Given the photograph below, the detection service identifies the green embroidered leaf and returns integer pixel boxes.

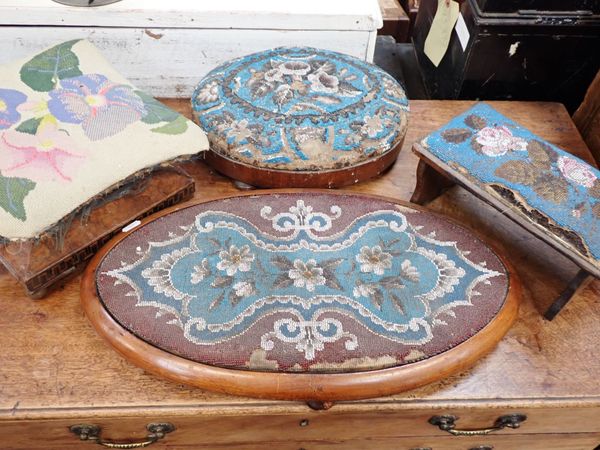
[0,174,36,221]
[527,140,556,169]
[464,114,486,130]
[20,40,82,92]
[135,91,180,125]
[441,128,472,144]
[532,175,569,204]
[15,117,43,135]
[495,160,538,186]
[151,115,188,135]
[592,203,600,219]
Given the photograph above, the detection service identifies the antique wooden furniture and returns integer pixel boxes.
[0,40,205,298]
[81,190,519,404]
[0,0,383,98]
[573,70,600,166]
[378,0,411,42]
[412,0,600,112]
[192,47,409,188]
[0,101,599,449]
[0,169,194,298]
[411,102,600,320]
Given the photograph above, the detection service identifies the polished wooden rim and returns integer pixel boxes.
[203,139,404,188]
[81,189,521,402]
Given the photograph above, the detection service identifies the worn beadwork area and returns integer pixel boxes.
[191,47,409,171]
[420,102,600,274]
[95,193,508,373]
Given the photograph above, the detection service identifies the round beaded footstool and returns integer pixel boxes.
[82,191,519,403]
[191,48,409,188]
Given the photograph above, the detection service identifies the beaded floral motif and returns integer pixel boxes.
[192,47,409,171]
[426,102,600,268]
[105,199,501,364]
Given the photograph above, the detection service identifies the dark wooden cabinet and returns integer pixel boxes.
[413,0,600,112]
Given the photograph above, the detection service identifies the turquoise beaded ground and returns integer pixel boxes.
[192,47,409,172]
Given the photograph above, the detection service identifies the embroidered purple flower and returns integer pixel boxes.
[47,74,145,141]
[557,156,597,188]
[0,88,27,130]
[476,126,527,157]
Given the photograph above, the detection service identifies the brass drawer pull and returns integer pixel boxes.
[70,423,175,448]
[428,414,526,436]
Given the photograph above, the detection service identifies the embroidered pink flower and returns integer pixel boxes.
[557,156,597,188]
[475,126,527,157]
[0,123,84,182]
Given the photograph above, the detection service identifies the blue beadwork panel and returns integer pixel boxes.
[418,102,600,275]
[95,193,509,373]
[191,47,409,171]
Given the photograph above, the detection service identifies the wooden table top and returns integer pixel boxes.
[1,100,598,420]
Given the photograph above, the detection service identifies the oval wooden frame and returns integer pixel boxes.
[81,189,521,402]
[202,139,404,188]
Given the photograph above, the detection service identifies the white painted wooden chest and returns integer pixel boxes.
[0,0,382,97]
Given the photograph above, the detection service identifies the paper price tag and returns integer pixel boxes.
[424,0,460,67]
[455,12,470,51]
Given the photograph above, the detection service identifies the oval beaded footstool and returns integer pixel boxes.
[81,191,520,403]
[191,48,409,188]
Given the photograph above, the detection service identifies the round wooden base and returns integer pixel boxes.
[203,140,404,188]
[81,190,521,403]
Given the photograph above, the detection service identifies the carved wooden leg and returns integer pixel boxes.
[410,159,456,205]
[544,270,594,320]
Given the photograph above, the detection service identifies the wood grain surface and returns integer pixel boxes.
[80,190,521,402]
[0,101,598,438]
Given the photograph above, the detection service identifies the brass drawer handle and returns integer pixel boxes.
[70,423,175,448]
[429,414,526,436]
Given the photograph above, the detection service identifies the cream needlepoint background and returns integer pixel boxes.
[0,39,208,240]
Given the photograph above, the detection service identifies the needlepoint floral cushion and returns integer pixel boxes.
[0,39,208,240]
[191,47,409,173]
[417,102,600,277]
[90,192,514,375]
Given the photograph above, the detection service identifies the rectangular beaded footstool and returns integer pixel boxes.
[411,102,599,320]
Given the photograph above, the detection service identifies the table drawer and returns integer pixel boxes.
[1,406,599,449]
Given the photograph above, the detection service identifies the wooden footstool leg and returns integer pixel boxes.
[410,159,456,205]
[544,270,594,320]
